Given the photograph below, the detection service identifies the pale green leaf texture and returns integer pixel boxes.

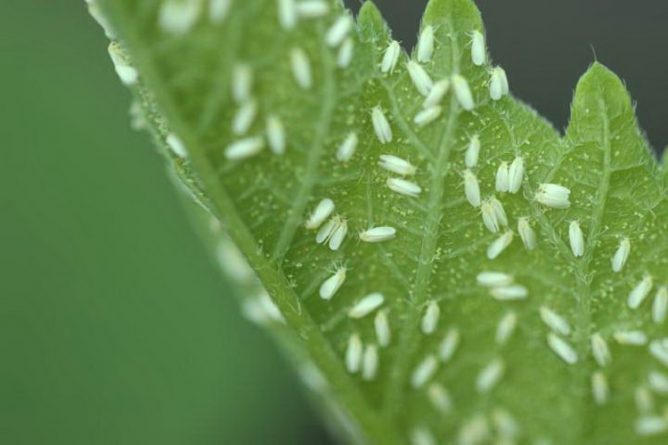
[92,0,668,443]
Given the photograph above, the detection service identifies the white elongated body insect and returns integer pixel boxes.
[427,383,452,413]
[491,408,519,438]
[470,30,486,66]
[451,74,474,110]
[489,66,509,100]
[628,275,653,309]
[464,169,481,207]
[232,63,253,104]
[421,301,440,335]
[372,106,393,143]
[381,40,401,74]
[539,306,571,336]
[375,310,391,347]
[635,417,668,437]
[319,267,346,300]
[481,200,502,233]
[378,154,416,176]
[158,0,201,35]
[495,162,509,193]
[345,333,363,373]
[438,328,460,362]
[611,237,631,272]
[487,231,513,260]
[328,219,348,250]
[305,198,335,229]
[476,359,504,393]
[337,37,354,68]
[649,339,668,366]
[417,25,435,63]
[568,220,585,257]
[166,133,188,158]
[277,0,297,30]
[653,287,668,324]
[232,99,258,135]
[517,217,536,250]
[648,371,668,394]
[490,198,508,227]
[591,372,609,405]
[547,333,578,364]
[465,135,480,168]
[359,226,397,243]
[495,312,518,345]
[613,330,648,346]
[591,333,611,367]
[361,345,379,381]
[411,355,438,389]
[296,0,329,18]
[326,15,352,47]
[414,106,442,127]
[387,178,421,197]
[336,132,358,162]
[348,293,385,319]
[315,216,337,243]
[423,79,450,108]
[476,271,513,287]
[290,47,312,89]
[209,0,231,23]
[507,156,524,193]
[108,44,138,86]
[490,285,528,301]
[225,136,265,160]
[411,428,437,445]
[407,61,434,96]
[535,183,571,209]
[266,115,286,154]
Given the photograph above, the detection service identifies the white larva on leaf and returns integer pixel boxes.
[375,310,391,347]
[476,359,505,393]
[477,271,513,287]
[387,178,422,197]
[319,267,346,300]
[107,44,138,86]
[378,154,416,176]
[421,301,440,335]
[591,371,609,405]
[495,162,509,193]
[648,339,668,367]
[465,135,480,168]
[337,37,354,68]
[489,66,509,100]
[336,132,358,162]
[535,183,571,209]
[348,293,384,319]
[539,306,571,336]
[487,231,514,260]
[517,217,537,250]
[225,136,265,160]
[611,237,631,272]
[166,133,188,158]
[568,220,585,258]
[438,328,460,362]
[411,355,438,389]
[464,169,481,207]
[423,79,450,108]
[635,417,668,437]
[325,15,352,47]
[490,285,528,301]
[266,115,286,155]
[628,274,653,309]
[470,30,486,66]
[507,156,524,193]
[381,40,401,74]
[458,415,490,445]
[315,216,337,243]
[410,428,437,445]
[414,106,442,127]
[209,0,231,23]
[371,106,393,143]
[547,333,578,365]
[490,197,508,226]
[407,61,434,96]
[481,200,501,233]
[328,218,348,250]
[653,286,668,324]
[359,226,397,243]
[277,0,297,30]
[591,333,611,367]
[295,0,329,18]
[232,99,258,135]
[648,371,668,394]
[427,383,452,413]
[345,333,363,373]
[290,47,312,89]
[613,330,648,346]
[451,74,474,111]
[158,0,201,35]
[496,311,518,345]
[305,198,335,229]
[361,345,379,381]
[417,25,435,63]
[232,63,253,104]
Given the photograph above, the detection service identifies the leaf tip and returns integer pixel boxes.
[357,1,388,41]
[423,0,482,28]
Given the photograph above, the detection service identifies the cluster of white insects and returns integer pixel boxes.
[93,0,668,442]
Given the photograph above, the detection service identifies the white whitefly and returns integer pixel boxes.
[611,237,631,272]
[476,359,505,393]
[361,345,379,381]
[305,198,335,229]
[458,415,490,445]
[591,371,609,405]
[166,133,188,158]
[495,162,509,193]
[232,63,253,104]
[277,0,297,29]
[411,355,438,389]
[209,0,231,23]
[372,106,393,144]
[451,74,474,111]
[517,217,537,250]
[423,79,450,108]
[547,333,578,365]
[507,156,524,193]
[470,30,486,66]
[337,37,354,68]
[427,383,452,413]
[107,44,138,86]
[496,312,518,345]
[628,275,653,309]
[380,40,401,74]
[387,178,421,197]
[465,135,480,168]
[232,99,258,135]
[315,216,338,243]
[481,200,501,233]
[225,136,265,160]
[490,285,528,301]
[158,0,201,35]
[649,339,668,367]
[487,230,514,260]
[345,333,363,373]
[613,330,648,346]
[539,306,571,336]
[378,154,416,176]
[421,301,440,335]
[336,132,358,162]
[477,271,513,287]
[414,106,442,127]
[635,417,668,437]
[328,218,348,250]
[290,47,312,89]
[266,115,286,154]
[215,238,253,280]
[374,310,391,347]
[464,169,481,207]
[491,408,519,438]
[568,220,585,258]
[325,15,352,47]
[359,226,397,243]
[319,267,346,300]
[648,371,668,394]
[348,293,385,319]
[417,25,435,63]
[535,183,571,209]
[653,286,668,324]
[438,328,460,362]
[242,291,284,325]
[295,0,329,18]
[591,333,611,367]
[490,197,508,227]
[411,428,437,445]
[407,61,434,96]
[489,66,509,100]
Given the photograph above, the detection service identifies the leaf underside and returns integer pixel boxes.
[92,0,668,444]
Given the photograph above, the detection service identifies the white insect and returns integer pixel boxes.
[491,408,519,439]
[489,66,510,100]
[649,339,668,367]
[495,162,509,193]
[568,220,585,257]
[371,106,393,143]
[411,428,437,445]
[465,135,480,168]
[490,285,527,301]
[315,216,338,243]
[613,330,648,346]
[470,30,486,66]
[438,328,460,362]
[336,132,358,162]
[477,271,513,287]
[225,136,265,160]
[423,79,450,108]
[348,293,385,318]
[414,106,442,127]
[361,345,379,381]
[458,415,490,445]
[215,238,253,280]
[378,154,416,176]
[507,156,524,193]
[387,178,422,197]
[451,74,474,111]
[427,383,452,413]
[295,0,329,18]
[319,267,346,300]
[653,286,668,324]
[166,133,188,158]
[648,371,668,394]
[266,115,286,155]
[232,63,253,104]
[591,372,609,405]
[417,25,435,63]
[305,199,335,229]
[496,312,518,345]
[158,0,201,35]
[380,40,401,74]
[232,99,258,135]
[290,47,312,89]
[337,37,354,68]
[628,275,653,309]
[487,231,514,260]
[108,44,138,86]
[490,197,508,227]
[421,301,440,335]
[481,200,501,233]
[611,237,631,272]
[517,217,537,250]
[209,0,231,23]
[241,291,285,325]
[476,359,504,393]
[635,417,668,437]
[547,333,578,365]
[407,61,434,96]
[359,226,397,243]
[411,355,438,389]
[277,0,297,30]
[539,306,571,336]
[375,310,391,347]
[591,333,611,367]
[535,183,571,209]
[325,15,352,47]
[328,218,348,250]
[345,333,363,373]
[464,169,481,207]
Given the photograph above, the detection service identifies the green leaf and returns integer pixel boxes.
[90,0,668,443]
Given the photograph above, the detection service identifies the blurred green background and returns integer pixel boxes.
[2,0,666,444]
